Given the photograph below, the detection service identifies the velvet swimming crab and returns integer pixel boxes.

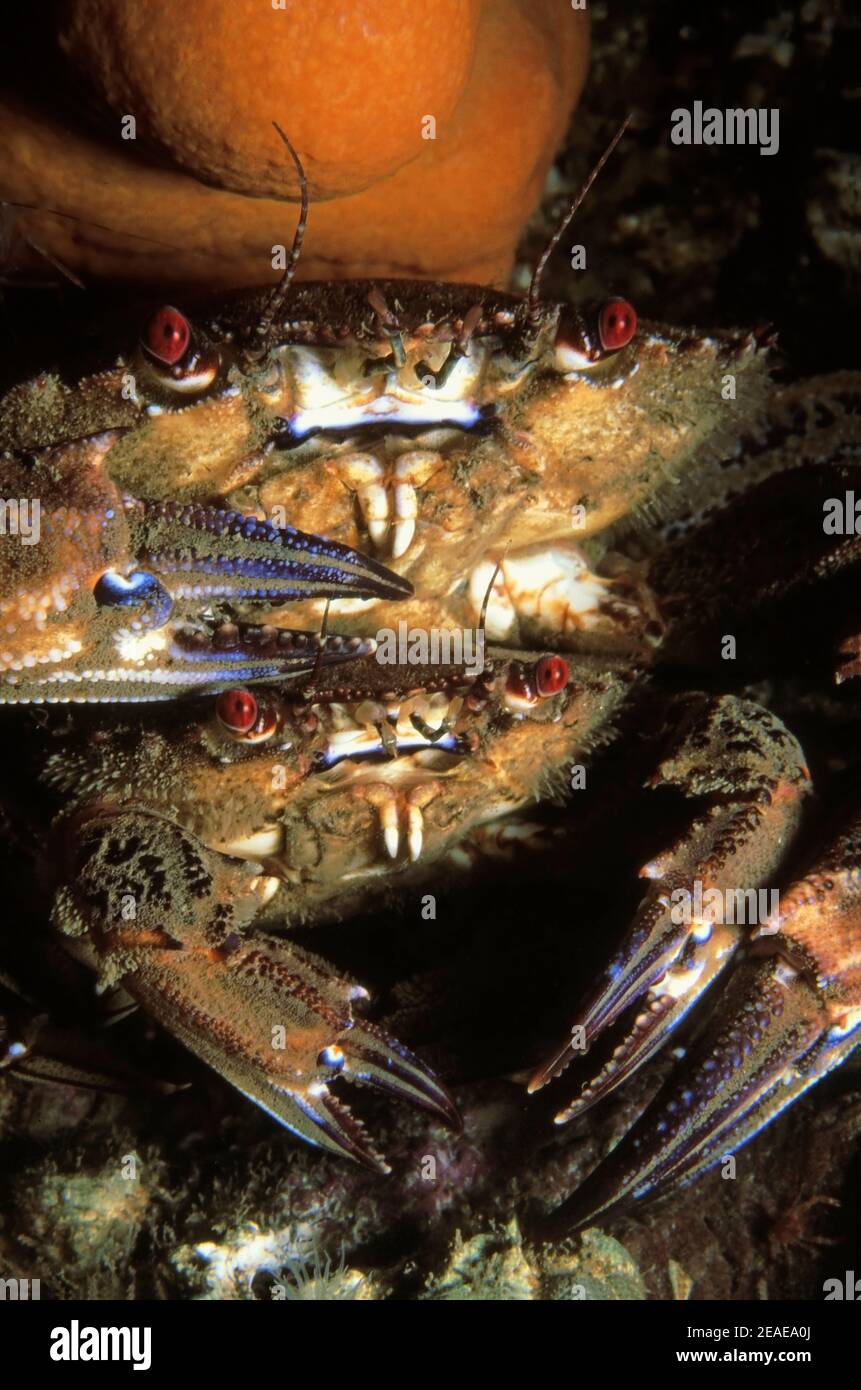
[1,130,860,1228]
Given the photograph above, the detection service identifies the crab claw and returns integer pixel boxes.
[64,809,458,1171]
[129,934,458,1173]
[547,810,861,1232]
[303,1016,462,1172]
[0,435,411,703]
[165,623,378,693]
[529,896,741,1121]
[531,696,811,1120]
[0,975,177,1095]
[89,501,411,698]
[128,498,413,605]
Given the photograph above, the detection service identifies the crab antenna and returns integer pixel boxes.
[526,114,631,323]
[252,122,309,347]
[478,543,509,639]
[302,598,331,702]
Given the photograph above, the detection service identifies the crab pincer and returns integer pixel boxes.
[58,807,458,1170]
[530,696,813,1116]
[546,808,861,1231]
[528,694,830,1225]
[123,494,412,608]
[0,432,410,702]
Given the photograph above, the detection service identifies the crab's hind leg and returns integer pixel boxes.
[55,808,458,1170]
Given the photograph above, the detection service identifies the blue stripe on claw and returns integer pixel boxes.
[130,500,413,603]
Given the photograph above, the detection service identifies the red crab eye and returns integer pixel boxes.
[535,655,569,697]
[143,306,191,365]
[598,298,637,352]
[216,688,258,734]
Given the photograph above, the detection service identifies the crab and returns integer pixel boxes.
[1,128,860,1226]
[2,643,618,1170]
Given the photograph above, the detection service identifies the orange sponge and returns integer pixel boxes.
[2,0,589,288]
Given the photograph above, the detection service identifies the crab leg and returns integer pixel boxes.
[530,695,812,1118]
[0,970,175,1095]
[548,810,861,1230]
[154,624,378,694]
[58,808,458,1169]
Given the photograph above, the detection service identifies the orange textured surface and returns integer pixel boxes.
[59,0,483,199]
[2,0,589,288]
